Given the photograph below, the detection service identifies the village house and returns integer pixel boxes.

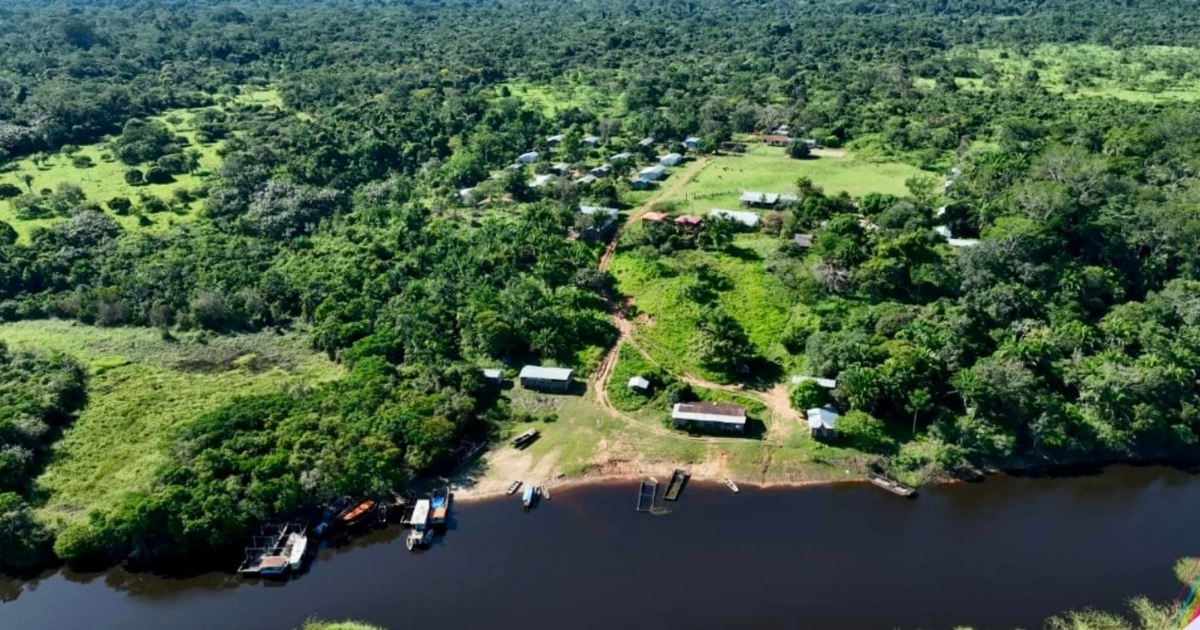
[674,215,704,231]
[551,162,571,175]
[582,135,601,146]
[517,151,540,164]
[639,164,667,181]
[791,375,836,389]
[778,193,799,206]
[740,191,779,208]
[672,402,747,434]
[793,233,814,249]
[761,133,790,147]
[531,173,556,188]
[481,368,504,386]
[546,134,564,146]
[718,141,747,153]
[637,137,655,149]
[642,211,669,222]
[628,376,651,394]
[935,225,981,248]
[659,152,683,166]
[610,152,634,163]
[519,365,574,393]
[683,136,701,150]
[710,208,761,228]
[458,187,481,206]
[575,174,598,186]
[578,205,619,242]
[807,406,840,440]
[588,164,612,178]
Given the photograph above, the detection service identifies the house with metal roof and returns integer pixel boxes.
[481,368,503,385]
[458,187,481,206]
[791,375,836,389]
[794,233,814,249]
[628,376,651,393]
[578,205,620,242]
[683,136,702,150]
[643,211,669,222]
[637,137,655,148]
[672,402,747,434]
[546,134,564,146]
[740,191,779,208]
[531,173,556,188]
[588,164,612,178]
[807,406,840,440]
[639,165,666,181]
[582,135,601,146]
[575,174,598,186]
[519,366,574,393]
[517,151,540,164]
[710,208,760,227]
[659,153,683,167]
[610,152,634,162]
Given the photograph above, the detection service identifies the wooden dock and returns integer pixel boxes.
[867,472,917,498]
[636,477,658,512]
[663,469,689,501]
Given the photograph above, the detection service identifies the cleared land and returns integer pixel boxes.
[0,88,282,242]
[951,44,1200,102]
[654,144,933,216]
[609,232,817,381]
[0,320,342,527]
[495,79,625,117]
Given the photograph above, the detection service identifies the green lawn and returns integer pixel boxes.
[657,144,934,216]
[952,44,1200,102]
[494,79,625,117]
[0,320,343,527]
[0,87,285,242]
[610,233,816,381]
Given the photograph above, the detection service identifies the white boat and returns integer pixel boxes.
[724,478,740,493]
[287,533,307,570]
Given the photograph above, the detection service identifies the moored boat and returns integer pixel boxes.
[406,499,432,552]
[724,478,739,493]
[522,484,535,510]
[287,532,308,571]
[339,499,378,527]
[867,471,918,498]
[430,487,451,528]
[506,480,522,495]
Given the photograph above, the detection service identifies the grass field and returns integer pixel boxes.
[0,320,343,527]
[655,144,934,216]
[494,79,625,118]
[610,233,816,381]
[950,44,1200,102]
[0,88,283,242]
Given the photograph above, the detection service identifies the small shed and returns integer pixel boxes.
[583,135,601,146]
[517,151,540,164]
[740,191,779,208]
[683,136,702,150]
[482,368,504,385]
[551,162,571,175]
[791,375,836,389]
[659,153,683,167]
[579,205,620,242]
[643,211,669,223]
[672,402,747,434]
[638,137,655,148]
[674,215,704,230]
[761,134,790,147]
[628,376,651,393]
[639,165,666,181]
[588,165,612,178]
[546,134,564,146]
[710,208,761,227]
[807,406,840,440]
[610,152,634,162]
[793,233,814,249]
[531,173,556,188]
[519,366,574,393]
[575,174,598,186]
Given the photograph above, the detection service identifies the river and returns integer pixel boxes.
[2,466,1196,630]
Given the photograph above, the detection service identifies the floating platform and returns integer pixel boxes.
[867,472,917,498]
[636,477,658,513]
[237,523,307,576]
[663,469,689,501]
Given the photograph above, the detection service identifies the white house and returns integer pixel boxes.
[517,151,540,164]
[659,153,683,166]
[683,136,701,150]
[807,406,840,439]
[639,165,667,181]
[709,208,760,227]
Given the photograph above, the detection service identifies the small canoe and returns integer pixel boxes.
[506,480,522,495]
[541,486,551,500]
[724,478,739,493]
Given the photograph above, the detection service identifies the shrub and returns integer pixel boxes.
[143,166,174,185]
[71,155,95,169]
[124,168,145,186]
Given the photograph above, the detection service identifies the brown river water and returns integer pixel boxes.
[1,465,1197,630]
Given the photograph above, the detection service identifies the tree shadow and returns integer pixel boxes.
[721,243,762,261]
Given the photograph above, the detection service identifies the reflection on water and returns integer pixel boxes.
[1,466,1198,630]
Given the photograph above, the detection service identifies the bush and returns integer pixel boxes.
[789,380,827,410]
[144,166,174,185]
[838,410,896,454]
[124,168,145,186]
[0,183,23,199]
[107,197,133,215]
[72,155,95,168]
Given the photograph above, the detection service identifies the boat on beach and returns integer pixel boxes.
[522,484,535,510]
[506,480,522,495]
[430,487,451,529]
[724,478,739,493]
[867,471,918,498]
[664,469,689,501]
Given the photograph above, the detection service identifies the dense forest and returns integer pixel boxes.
[3,0,1200,571]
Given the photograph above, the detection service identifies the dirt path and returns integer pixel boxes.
[597,157,711,272]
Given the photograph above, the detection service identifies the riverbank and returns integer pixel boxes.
[3,466,1194,630]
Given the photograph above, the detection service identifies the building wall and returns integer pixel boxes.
[521,377,571,393]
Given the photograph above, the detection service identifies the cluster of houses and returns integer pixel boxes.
[759,124,818,150]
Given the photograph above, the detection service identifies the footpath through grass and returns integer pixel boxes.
[610,233,815,381]
[0,320,343,527]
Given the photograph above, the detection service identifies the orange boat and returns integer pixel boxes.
[340,500,377,524]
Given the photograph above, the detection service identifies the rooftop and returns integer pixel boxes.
[579,205,619,218]
[807,406,840,430]
[482,368,503,379]
[710,208,761,226]
[673,402,747,425]
[791,375,836,388]
[643,211,669,222]
[794,233,814,248]
[519,365,574,381]
[628,376,651,389]
[740,191,779,205]
[674,215,703,226]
